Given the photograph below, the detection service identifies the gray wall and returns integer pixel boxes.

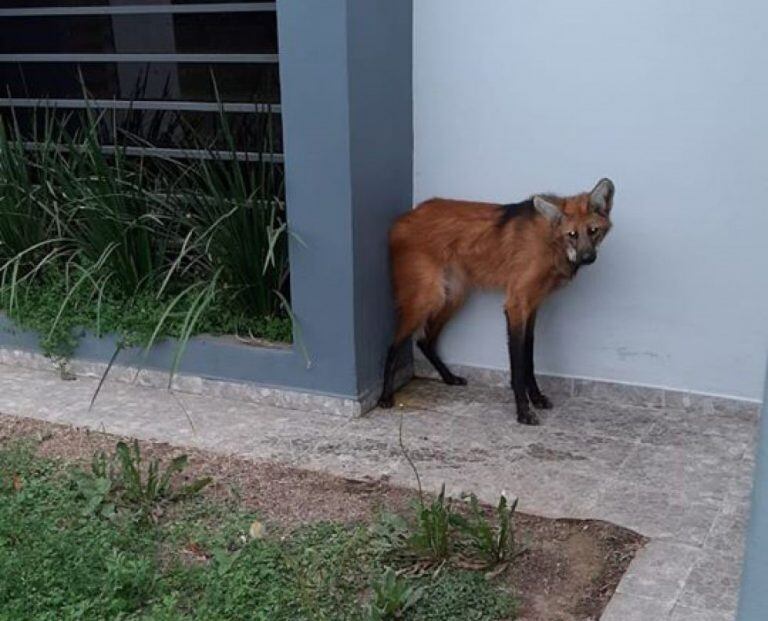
[413,0,768,400]
[278,0,358,396]
[347,0,414,398]
[279,0,413,400]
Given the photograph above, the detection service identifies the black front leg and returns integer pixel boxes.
[524,312,553,410]
[505,311,540,425]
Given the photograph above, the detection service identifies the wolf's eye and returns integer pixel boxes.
[588,227,599,235]
[567,230,578,239]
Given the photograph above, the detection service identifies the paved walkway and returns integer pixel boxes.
[0,363,758,620]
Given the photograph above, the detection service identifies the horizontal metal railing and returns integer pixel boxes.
[0,54,278,64]
[22,141,284,163]
[0,3,276,18]
[0,98,281,114]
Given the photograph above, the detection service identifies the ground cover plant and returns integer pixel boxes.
[0,439,519,620]
[0,103,292,371]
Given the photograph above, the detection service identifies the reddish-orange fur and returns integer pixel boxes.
[390,192,609,338]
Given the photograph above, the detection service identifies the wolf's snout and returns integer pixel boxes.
[580,251,597,265]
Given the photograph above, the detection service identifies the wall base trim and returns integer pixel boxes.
[0,347,408,418]
[0,343,758,419]
[413,356,761,415]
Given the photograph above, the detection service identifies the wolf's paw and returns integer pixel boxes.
[444,374,468,386]
[517,408,541,426]
[529,392,553,409]
[377,395,395,409]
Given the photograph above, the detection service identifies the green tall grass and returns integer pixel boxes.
[52,116,173,293]
[0,108,62,264]
[0,101,291,364]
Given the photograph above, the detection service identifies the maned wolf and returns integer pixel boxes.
[378,178,615,425]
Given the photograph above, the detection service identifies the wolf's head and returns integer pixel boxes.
[532,178,614,268]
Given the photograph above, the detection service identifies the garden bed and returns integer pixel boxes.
[0,414,645,620]
[0,106,291,367]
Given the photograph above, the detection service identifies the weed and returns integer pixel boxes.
[365,567,423,620]
[398,414,458,564]
[397,413,522,573]
[408,571,517,621]
[73,440,211,524]
[453,492,520,569]
[72,468,115,518]
[409,484,457,562]
[116,440,211,507]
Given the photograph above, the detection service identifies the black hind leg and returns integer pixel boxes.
[378,340,409,408]
[416,299,467,386]
[417,339,467,386]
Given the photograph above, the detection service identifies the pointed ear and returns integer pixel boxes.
[589,178,615,215]
[533,195,562,223]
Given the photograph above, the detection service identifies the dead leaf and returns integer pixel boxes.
[12,473,22,492]
[485,562,510,580]
[182,542,210,562]
[249,520,265,539]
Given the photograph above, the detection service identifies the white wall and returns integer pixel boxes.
[413,0,768,400]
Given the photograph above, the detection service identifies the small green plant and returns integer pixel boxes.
[72,469,115,518]
[365,567,423,620]
[453,492,520,568]
[102,549,157,614]
[73,440,211,524]
[115,440,212,521]
[409,484,457,562]
[397,413,522,573]
[70,448,119,518]
[398,414,459,564]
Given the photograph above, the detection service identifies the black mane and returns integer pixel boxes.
[497,198,536,228]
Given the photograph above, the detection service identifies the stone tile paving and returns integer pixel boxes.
[0,363,759,621]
